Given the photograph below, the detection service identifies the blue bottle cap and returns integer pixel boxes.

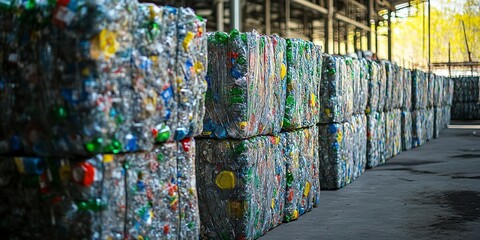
[23,157,46,175]
[174,128,188,141]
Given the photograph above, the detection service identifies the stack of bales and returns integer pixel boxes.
[197,30,287,239]
[426,73,435,141]
[451,77,480,120]
[319,56,367,189]
[0,2,206,239]
[281,39,322,222]
[383,62,402,160]
[433,75,453,138]
[197,31,322,239]
[443,77,454,126]
[365,60,385,168]
[411,70,429,148]
[366,60,403,169]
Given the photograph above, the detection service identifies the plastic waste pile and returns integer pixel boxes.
[452,77,480,120]
[319,55,367,188]
[197,31,323,239]
[0,1,207,239]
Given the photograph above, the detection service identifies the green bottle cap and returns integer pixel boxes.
[215,32,229,43]
[286,171,294,187]
[155,125,171,143]
[241,33,247,43]
[229,29,239,38]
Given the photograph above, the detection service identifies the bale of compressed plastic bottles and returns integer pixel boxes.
[377,62,387,112]
[319,114,366,189]
[0,1,208,156]
[319,55,352,123]
[203,31,286,139]
[412,109,426,148]
[451,77,480,120]
[385,109,402,159]
[412,70,428,110]
[401,111,413,150]
[283,39,322,130]
[351,58,369,115]
[281,127,320,222]
[0,138,199,239]
[402,69,412,111]
[365,60,380,114]
[196,135,285,239]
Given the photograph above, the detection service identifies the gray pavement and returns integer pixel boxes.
[262,121,480,240]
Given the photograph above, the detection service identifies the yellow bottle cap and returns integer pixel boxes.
[103,154,114,163]
[215,170,236,190]
[303,181,311,197]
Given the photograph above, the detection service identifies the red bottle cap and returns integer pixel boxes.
[73,162,95,187]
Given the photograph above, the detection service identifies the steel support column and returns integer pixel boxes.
[375,20,379,54]
[428,0,431,72]
[286,0,290,38]
[337,20,341,54]
[265,0,271,35]
[325,0,334,54]
[367,0,373,50]
[353,28,358,53]
[216,0,224,32]
[387,10,392,61]
[231,0,241,31]
[345,24,350,53]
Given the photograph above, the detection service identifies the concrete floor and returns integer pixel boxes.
[262,121,480,240]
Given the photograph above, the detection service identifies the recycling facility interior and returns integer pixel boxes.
[0,0,479,240]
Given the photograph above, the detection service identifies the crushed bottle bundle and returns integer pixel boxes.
[319,114,367,189]
[401,111,413,151]
[281,127,321,222]
[365,59,380,114]
[367,111,385,168]
[0,1,207,239]
[197,30,324,239]
[410,70,433,148]
[318,55,369,188]
[0,1,208,156]
[0,138,199,239]
[319,55,350,123]
[202,31,287,139]
[451,77,480,120]
[385,109,402,159]
[283,39,322,130]
[196,135,285,240]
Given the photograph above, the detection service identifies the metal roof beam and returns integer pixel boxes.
[291,0,328,14]
[334,13,371,31]
[345,0,367,10]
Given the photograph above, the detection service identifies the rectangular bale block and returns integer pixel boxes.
[385,109,402,159]
[281,126,320,222]
[401,111,413,150]
[319,55,352,123]
[196,136,285,239]
[366,112,386,168]
[402,69,412,110]
[426,108,434,141]
[412,70,428,110]
[0,141,199,239]
[319,114,367,189]
[365,60,380,114]
[0,3,208,156]
[351,58,368,115]
[412,109,426,148]
[203,31,286,139]
[283,39,322,130]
